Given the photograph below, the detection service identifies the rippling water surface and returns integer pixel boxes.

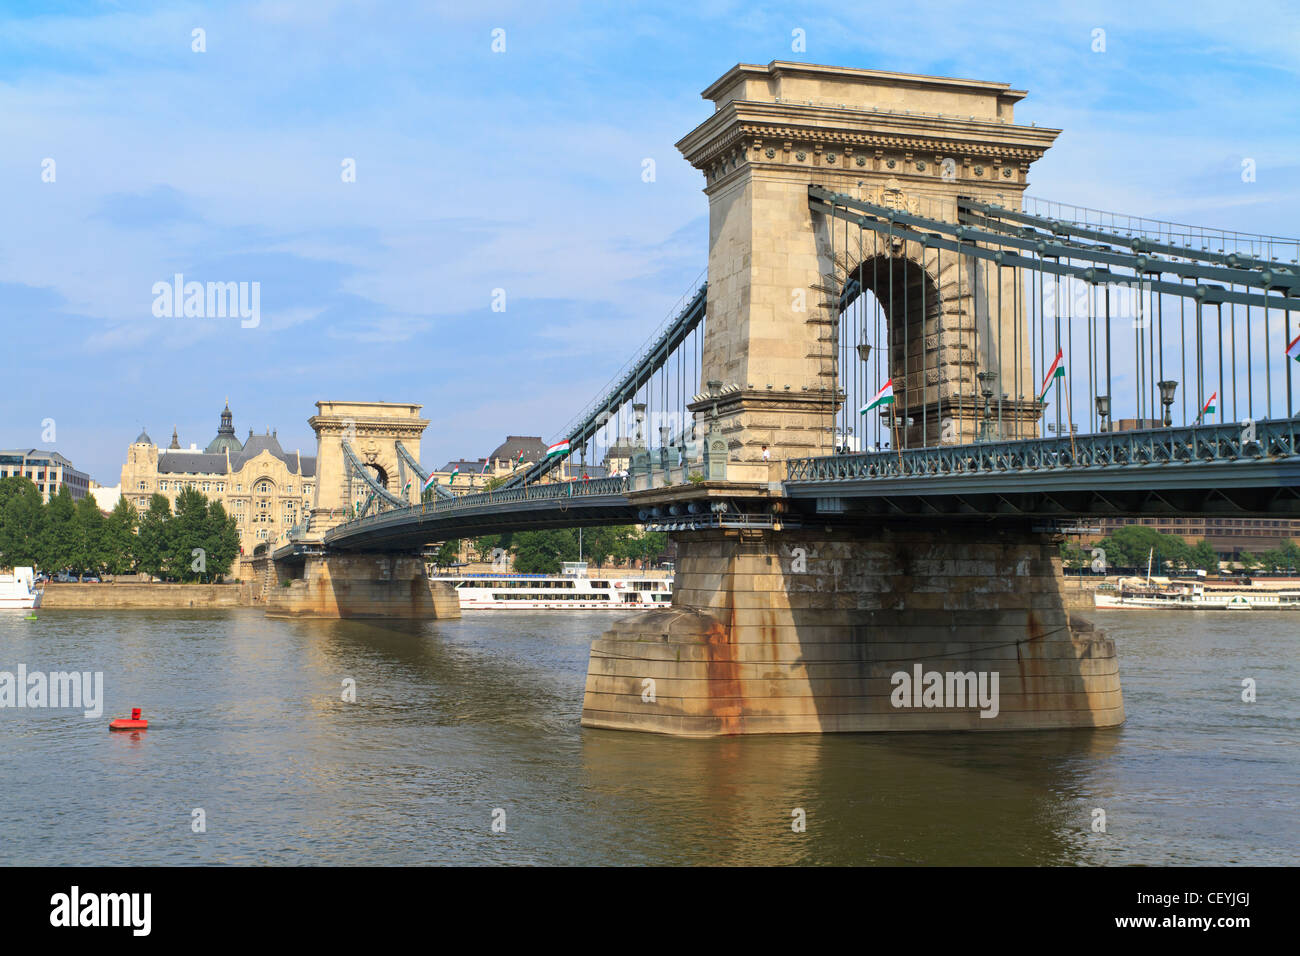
[0,607,1294,865]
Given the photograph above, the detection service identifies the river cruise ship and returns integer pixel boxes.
[0,567,43,610]
[1093,579,1300,611]
[444,563,672,611]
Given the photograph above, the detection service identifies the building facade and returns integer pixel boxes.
[424,435,612,496]
[119,404,316,557]
[0,449,91,503]
[1082,516,1300,559]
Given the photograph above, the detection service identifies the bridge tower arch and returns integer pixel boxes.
[306,401,429,536]
[676,61,1058,476]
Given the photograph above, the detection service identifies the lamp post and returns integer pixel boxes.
[977,371,996,441]
[1095,394,1111,433]
[1157,380,1178,427]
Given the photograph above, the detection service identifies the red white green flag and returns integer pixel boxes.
[420,472,436,493]
[546,440,571,459]
[1287,330,1300,363]
[1038,348,1065,401]
[449,465,459,483]
[1198,391,1217,421]
[859,380,894,414]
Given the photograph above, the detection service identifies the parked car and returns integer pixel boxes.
[80,575,101,583]
[54,571,76,583]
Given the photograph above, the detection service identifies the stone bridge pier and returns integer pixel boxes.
[582,62,1120,735]
[263,400,458,620]
[581,522,1121,735]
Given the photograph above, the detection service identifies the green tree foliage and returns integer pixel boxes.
[102,498,139,575]
[615,528,668,567]
[205,502,241,579]
[472,534,510,563]
[0,477,45,566]
[432,538,461,567]
[72,494,107,575]
[1261,539,1300,572]
[167,487,210,580]
[582,526,628,568]
[511,529,579,574]
[136,494,173,579]
[1187,539,1220,572]
[1094,524,1189,571]
[40,485,78,572]
[0,486,240,581]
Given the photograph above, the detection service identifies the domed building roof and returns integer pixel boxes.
[487,435,547,465]
[134,428,153,445]
[204,401,244,455]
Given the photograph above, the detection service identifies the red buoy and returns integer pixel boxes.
[109,707,148,731]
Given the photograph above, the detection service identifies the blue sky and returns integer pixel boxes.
[3,0,1298,481]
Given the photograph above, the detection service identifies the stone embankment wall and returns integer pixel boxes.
[582,524,1123,736]
[40,582,253,609]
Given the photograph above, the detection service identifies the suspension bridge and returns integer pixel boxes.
[268,61,1300,736]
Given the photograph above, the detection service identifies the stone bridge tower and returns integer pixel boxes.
[306,401,429,537]
[676,61,1059,479]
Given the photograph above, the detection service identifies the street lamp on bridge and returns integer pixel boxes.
[1095,394,1111,433]
[1158,380,1179,427]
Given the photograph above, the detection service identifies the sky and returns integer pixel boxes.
[2,0,1298,482]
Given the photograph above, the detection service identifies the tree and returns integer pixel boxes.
[136,494,173,579]
[472,534,510,563]
[616,528,668,568]
[39,485,78,573]
[0,477,44,567]
[1261,540,1300,572]
[1187,539,1220,573]
[583,526,626,569]
[1095,524,1188,571]
[102,497,139,575]
[72,495,107,575]
[511,529,579,574]
[169,487,212,581]
[432,539,461,567]
[204,501,241,580]
[1059,540,1089,569]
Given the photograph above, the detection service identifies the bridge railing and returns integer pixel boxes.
[327,475,631,537]
[785,419,1299,484]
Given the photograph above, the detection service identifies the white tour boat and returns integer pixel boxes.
[445,562,672,611]
[0,567,43,610]
[1093,579,1300,611]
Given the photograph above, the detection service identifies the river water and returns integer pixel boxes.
[0,607,1294,865]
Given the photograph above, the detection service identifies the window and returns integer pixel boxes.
[138,481,147,490]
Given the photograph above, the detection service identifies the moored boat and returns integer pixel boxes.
[444,562,672,610]
[0,567,43,610]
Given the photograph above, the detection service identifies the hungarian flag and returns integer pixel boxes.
[1038,348,1065,401]
[1198,391,1217,421]
[449,465,459,483]
[402,481,411,496]
[546,440,571,459]
[1287,330,1300,364]
[515,449,525,469]
[859,380,894,414]
[420,472,437,494]
[482,460,490,474]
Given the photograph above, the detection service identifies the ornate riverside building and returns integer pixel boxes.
[119,403,316,558]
